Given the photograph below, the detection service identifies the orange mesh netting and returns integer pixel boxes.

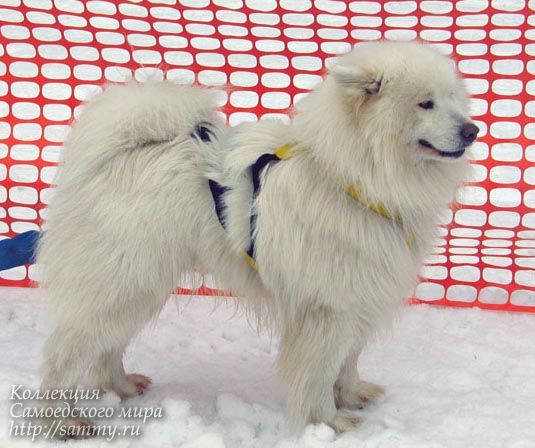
[0,1,534,311]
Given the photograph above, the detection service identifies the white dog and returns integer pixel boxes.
[37,41,477,436]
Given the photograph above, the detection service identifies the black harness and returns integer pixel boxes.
[192,123,283,269]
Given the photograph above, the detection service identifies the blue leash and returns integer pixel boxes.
[0,230,40,271]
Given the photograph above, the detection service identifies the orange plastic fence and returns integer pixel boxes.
[0,1,534,311]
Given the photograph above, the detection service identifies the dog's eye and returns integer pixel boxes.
[418,100,434,110]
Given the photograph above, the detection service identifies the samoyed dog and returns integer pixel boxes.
[38,41,478,435]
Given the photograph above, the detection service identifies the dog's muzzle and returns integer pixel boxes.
[419,121,479,159]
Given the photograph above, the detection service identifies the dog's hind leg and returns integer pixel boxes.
[40,292,166,438]
[39,324,106,439]
[334,346,385,410]
[278,305,362,433]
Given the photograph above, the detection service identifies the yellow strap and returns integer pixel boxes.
[242,251,258,271]
[345,184,391,220]
[274,142,298,160]
[406,231,414,249]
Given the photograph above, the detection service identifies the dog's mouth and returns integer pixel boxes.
[418,139,465,159]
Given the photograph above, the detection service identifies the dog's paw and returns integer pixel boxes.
[328,409,362,433]
[125,373,152,395]
[335,380,385,409]
[108,373,152,399]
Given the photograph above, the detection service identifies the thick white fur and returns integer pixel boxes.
[38,42,473,434]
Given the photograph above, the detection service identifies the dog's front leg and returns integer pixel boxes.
[334,347,385,410]
[278,305,361,433]
[90,348,152,399]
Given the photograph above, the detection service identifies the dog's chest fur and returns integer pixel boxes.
[218,143,424,328]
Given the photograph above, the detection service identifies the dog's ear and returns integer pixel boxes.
[331,65,382,96]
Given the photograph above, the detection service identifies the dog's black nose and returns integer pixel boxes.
[460,122,479,145]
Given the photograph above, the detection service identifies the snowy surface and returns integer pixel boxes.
[1,286,535,448]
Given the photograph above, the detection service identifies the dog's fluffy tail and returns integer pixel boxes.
[61,81,222,169]
[38,81,224,293]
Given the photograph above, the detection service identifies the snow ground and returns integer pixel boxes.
[1,287,535,448]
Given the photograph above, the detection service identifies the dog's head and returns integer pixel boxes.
[330,41,478,164]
